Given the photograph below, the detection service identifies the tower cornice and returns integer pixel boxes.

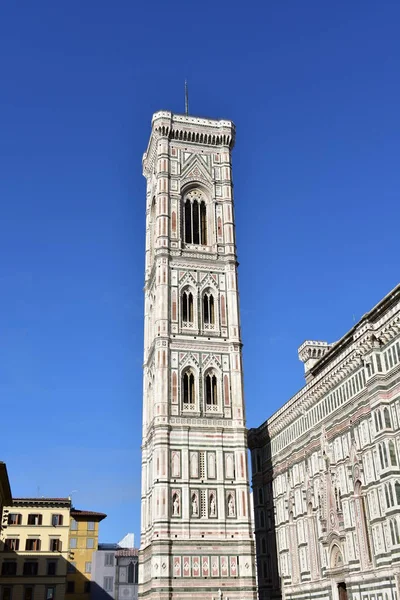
[143,111,236,177]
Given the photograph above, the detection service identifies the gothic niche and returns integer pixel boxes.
[209,492,216,517]
[183,189,207,245]
[191,492,199,517]
[172,492,180,517]
[227,493,235,517]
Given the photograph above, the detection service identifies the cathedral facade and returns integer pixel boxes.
[139,111,257,600]
[249,285,400,600]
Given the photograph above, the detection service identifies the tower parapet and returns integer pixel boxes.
[298,340,332,382]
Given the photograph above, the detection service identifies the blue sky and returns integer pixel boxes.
[1,1,399,543]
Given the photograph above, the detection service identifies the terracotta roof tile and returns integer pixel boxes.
[71,509,107,521]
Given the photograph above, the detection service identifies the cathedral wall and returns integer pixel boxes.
[249,287,400,600]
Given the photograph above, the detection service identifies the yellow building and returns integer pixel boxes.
[0,497,71,600]
[67,509,106,600]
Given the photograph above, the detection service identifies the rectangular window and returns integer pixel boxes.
[51,514,63,527]
[104,553,114,566]
[24,588,33,600]
[376,354,383,372]
[103,577,113,592]
[7,514,22,526]
[87,521,95,531]
[25,539,41,551]
[49,539,62,552]
[86,538,94,549]
[5,539,19,551]
[2,562,17,576]
[46,588,55,600]
[85,562,92,573]
[27,514,42,526]
[23,562,38,576]
[69,538,77,549]
[66,582,75,594]
[67,562,76,573]
[47,561,57,576]
[2,588,12,600]
[84,582,90,594]
[70,519,78,531]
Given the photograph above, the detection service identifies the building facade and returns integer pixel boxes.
[0,463,12,534]
[139,111,257,600]
[0,498,71,600]
[91,538,138,600]
[249,284,400,600]
[67,509,107,600]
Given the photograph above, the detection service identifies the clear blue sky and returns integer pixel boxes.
[1,1,399,543]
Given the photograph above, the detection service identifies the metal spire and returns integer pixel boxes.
[185,80,189,115]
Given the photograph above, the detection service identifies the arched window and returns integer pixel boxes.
[203,292,215,326]
[181,290,194,324]
[391,519,400,545]
[384,407,392,428]
[396,481,400,505]
[378,411,383,430]
[374,412,379,431]
[205,372,218,407]
[390,484,395,506]
[182,370,195,406]
[380,443,389,468]
[379,445,385,469]
[390,440,397,466]
[385,484,391,508]
[184,194,207,245]
[128,562,134,584]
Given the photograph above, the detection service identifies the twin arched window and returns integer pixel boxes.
[180,289,216,328]
[379,441,397,469]
[182,370,195,405]
[181,370,218,410]
[184,197,207,245]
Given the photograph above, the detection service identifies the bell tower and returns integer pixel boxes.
[139,111,257,600]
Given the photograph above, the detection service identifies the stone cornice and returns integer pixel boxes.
[143,111,235,177]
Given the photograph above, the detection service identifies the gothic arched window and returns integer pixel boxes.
[203,292,215,325]
[374,412,379,431]
[181,290,194,324]
[205,372,218,407]
[396,482,400,505]
[391,519,400,545]
[384,407,392,428]
[183,192,207,245]
[387,483,395,507]
[378,411,383,430]
[380,443,389,469]
[182,370,195,406]
[389,440,397,466]
[128,562,134,584]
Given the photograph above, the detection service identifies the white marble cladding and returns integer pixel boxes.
[139,111,257,600]
[249,284,400,600]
